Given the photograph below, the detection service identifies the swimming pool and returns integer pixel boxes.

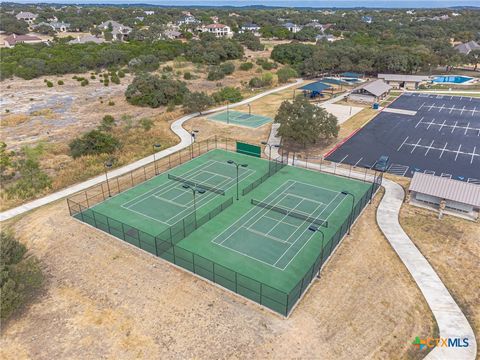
[432,75,474,84]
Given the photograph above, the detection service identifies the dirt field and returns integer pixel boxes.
[399,193,480,358]
[0,187,435,360]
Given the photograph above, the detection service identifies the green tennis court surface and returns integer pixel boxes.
[72,149,375,315]
[208,110,272,128]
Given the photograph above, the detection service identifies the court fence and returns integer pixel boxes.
[242,159,285,196]
[66,136,383,316]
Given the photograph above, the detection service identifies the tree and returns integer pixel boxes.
[207,66,225,81]
[69,130,120,159]
[183,92,214,113]
[277,66,298,83]
[274,97,339,146]
[0,14,29,35]
[125,74,189,108]
[212,87,243,103]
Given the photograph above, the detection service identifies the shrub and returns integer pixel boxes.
[108,101,115,106]
[111,74,120,84]
[57,80,64,85]
[69,130,120,159]
[139,118,153,131]
[118,70,126,78]
[46,81,53,88]
[220,62,235,75]
[207,66,225,81]
[239,62,254,71]
[167,102,175,112]
[183,72,192,80]
[125,74,189,108]
[99,115,115,131]
[183,92,214,113]
[0,232,43,321]
[90,75,96,80]
[80,79,89,86]
[162,65,173,72]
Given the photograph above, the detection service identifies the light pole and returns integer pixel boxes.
[261,141,280,161]
[308,225,324,278]
[104,160,113,197]
[227,160,248,200]
[248,103,251,115]
[182,184,206,225]
[341,190,355,235]
[226,102,230,124]
[152,143,161,175]
[190,129,199,158]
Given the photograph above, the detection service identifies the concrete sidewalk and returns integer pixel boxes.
[0,79,303,222]
[266,137,476,359]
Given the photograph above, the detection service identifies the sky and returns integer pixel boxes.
[5,0,480,7]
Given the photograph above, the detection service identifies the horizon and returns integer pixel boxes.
[3,0,480,8]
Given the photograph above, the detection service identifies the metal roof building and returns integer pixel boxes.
[377,74,430,90]
[409,172,480,220]
[349,79,392,103]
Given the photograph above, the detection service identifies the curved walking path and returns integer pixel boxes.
[267,129,476,359]
[0,79,303,222]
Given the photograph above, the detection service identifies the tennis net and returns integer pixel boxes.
[168,174,225,195]
[251,199,328,227]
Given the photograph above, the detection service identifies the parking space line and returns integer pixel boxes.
[451,121,458,133]
[439,142,448,159]
[424,140,435,156]
[410,138,422,153]
[454,144,462,161]
[397,136,409,151]
[438,119,446,131]
[472,147,476,164]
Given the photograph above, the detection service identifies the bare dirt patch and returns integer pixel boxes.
[0,188,435,359]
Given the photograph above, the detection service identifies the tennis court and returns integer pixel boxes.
[70,147,377,315]
[208,110,272,128]
[213,180,343,270]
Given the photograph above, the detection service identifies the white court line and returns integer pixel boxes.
[410,138,422,154]
[121,160,216,208]
[241,226,288,244]
[279,192,347,270]
[152,194,189,208]
[213,181,297,247]
[262,214,299,230]
[397,136,409,151]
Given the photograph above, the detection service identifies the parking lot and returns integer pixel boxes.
[325,93,480,183]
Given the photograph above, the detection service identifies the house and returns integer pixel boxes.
[377,74,430,90]
[144,10,155,15]
[240,23,261,35]
[348,79,392,103]
[163,30,182,40]
[4,34,43,47]
[68,34,105,44]
[50,21,70,32]
[98,20,132,41]
[408,172,480,221]
[361,16,373,24]
[15,11,38,24]
[282,22,302,33]
[305,21,332,32]
[315,34,336,42]
[454,40,480,55]
[177,15,199,26]
[199,24,232,38]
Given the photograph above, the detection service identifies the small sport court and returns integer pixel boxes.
[208,110,272,128]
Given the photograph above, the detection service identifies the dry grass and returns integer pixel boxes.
[1,114,30,127]
[400,203,480,358]
[0,186,435,359]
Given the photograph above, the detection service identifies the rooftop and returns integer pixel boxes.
[378,74,430,82]
[354,79,392,97]
[409,172,480,207]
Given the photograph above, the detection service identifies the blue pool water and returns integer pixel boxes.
[432,76,473,84]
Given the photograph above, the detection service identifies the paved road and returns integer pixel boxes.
[266,139,477,360]
[0,79,303,222]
